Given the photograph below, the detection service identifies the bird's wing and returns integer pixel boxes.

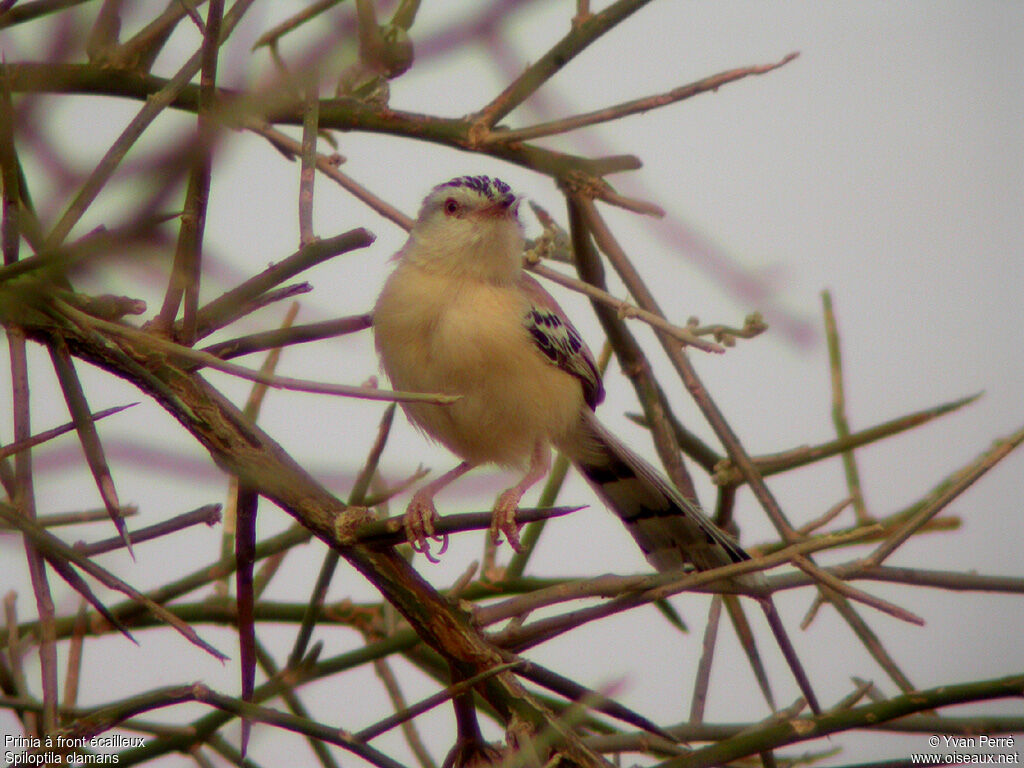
[517,272,604,409]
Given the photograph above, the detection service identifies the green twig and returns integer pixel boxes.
[655,674,1024,768]
[822,290,869,521]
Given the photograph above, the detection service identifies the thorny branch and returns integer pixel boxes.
[0,3,1020,768]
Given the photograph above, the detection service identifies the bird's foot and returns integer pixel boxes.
[490,489,524,552]
[403,492,448,563]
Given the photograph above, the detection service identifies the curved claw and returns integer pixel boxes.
[491,489,524,553]
[403,496,448,563]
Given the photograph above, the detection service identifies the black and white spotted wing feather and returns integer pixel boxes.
[517,273,749,573]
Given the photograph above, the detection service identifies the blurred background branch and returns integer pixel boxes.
[0,2,1021,767]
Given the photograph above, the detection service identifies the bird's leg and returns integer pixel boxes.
[491,442,550,552]
[405,461,473,562]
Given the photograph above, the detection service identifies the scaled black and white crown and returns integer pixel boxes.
[434,175,513,201]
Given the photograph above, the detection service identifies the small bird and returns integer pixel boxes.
[373,175,748,572]
[375,175,823,716]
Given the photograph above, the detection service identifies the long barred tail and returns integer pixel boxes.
[571,411,749,573]
[571,411,822,714]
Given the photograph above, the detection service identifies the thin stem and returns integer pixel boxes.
[566,196,699,500]
[483,527,881,646]
[4,593,38,734]
[7,327,58,734]
[655,674,1024,768]
[528,260,723,353]
[188,228,374,337]
[689,595,723,723]
[711,391,981,485]
[791,554,923,626]
[370,653,437,768]
[288,403,396,668]
[0,1,95,30]
[822,290,869,521]
[76,504,222,557]
[355,662,518,742]
[61,601,88,713]
[199,313,373,361]
[722,594,775,712]
[0,403,136,461]
[493,53,798,143]
[576,194,927,698]
[864,423,1024,567]
[248,120,415,231]
[252,640,340,768]
[250,0,344,50]
[48,337,132,554]
[350,505,582,548]
[191,685,409,768]
[473,0,656,127]
[298,77,319,246]
[60,301,459,404]
[156,0,224,340]
[0,502,228,661]
[43,0,256,251]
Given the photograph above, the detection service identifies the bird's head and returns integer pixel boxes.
[405,175,525,283]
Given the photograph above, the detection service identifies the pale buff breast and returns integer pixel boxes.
[374,263,586,467]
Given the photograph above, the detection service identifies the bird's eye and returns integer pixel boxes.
[443,198,460,216]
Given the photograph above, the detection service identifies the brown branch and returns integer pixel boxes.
[245,120,414,232]
[155,0,224,340]
[0,502,227,660]
[0,403,136,461]
[472,0,656,127]
[251,639,340,768]
[565,196,699,500]
[689,595,723,723]
[483,527,881,648]
[6,329,58,734]
[40,0,256,252]
[492,53,799,143]
[298,78,319,246]
[199,313,373,361]
[527,260,724,353]
[352,505,583,548]
[250,0,344,50]
[0,0,93,30]
[574,193,925,697]
[2,62,651,213]
[711,391,982,485]
[74,504,222,557]
[186,228,374,337]
[15,296,612,768]
[288,402,398,668]
[48,338,133,554]
[61,302,457,404]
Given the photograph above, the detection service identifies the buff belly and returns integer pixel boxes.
[374,264,585,468]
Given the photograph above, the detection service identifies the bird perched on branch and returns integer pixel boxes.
[373,175,747,572]
[373,175,821,716]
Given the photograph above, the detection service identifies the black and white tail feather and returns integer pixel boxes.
[573,410,750,574]
[573,410,821,714]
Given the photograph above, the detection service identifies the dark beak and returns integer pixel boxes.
[477,195,519,219]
